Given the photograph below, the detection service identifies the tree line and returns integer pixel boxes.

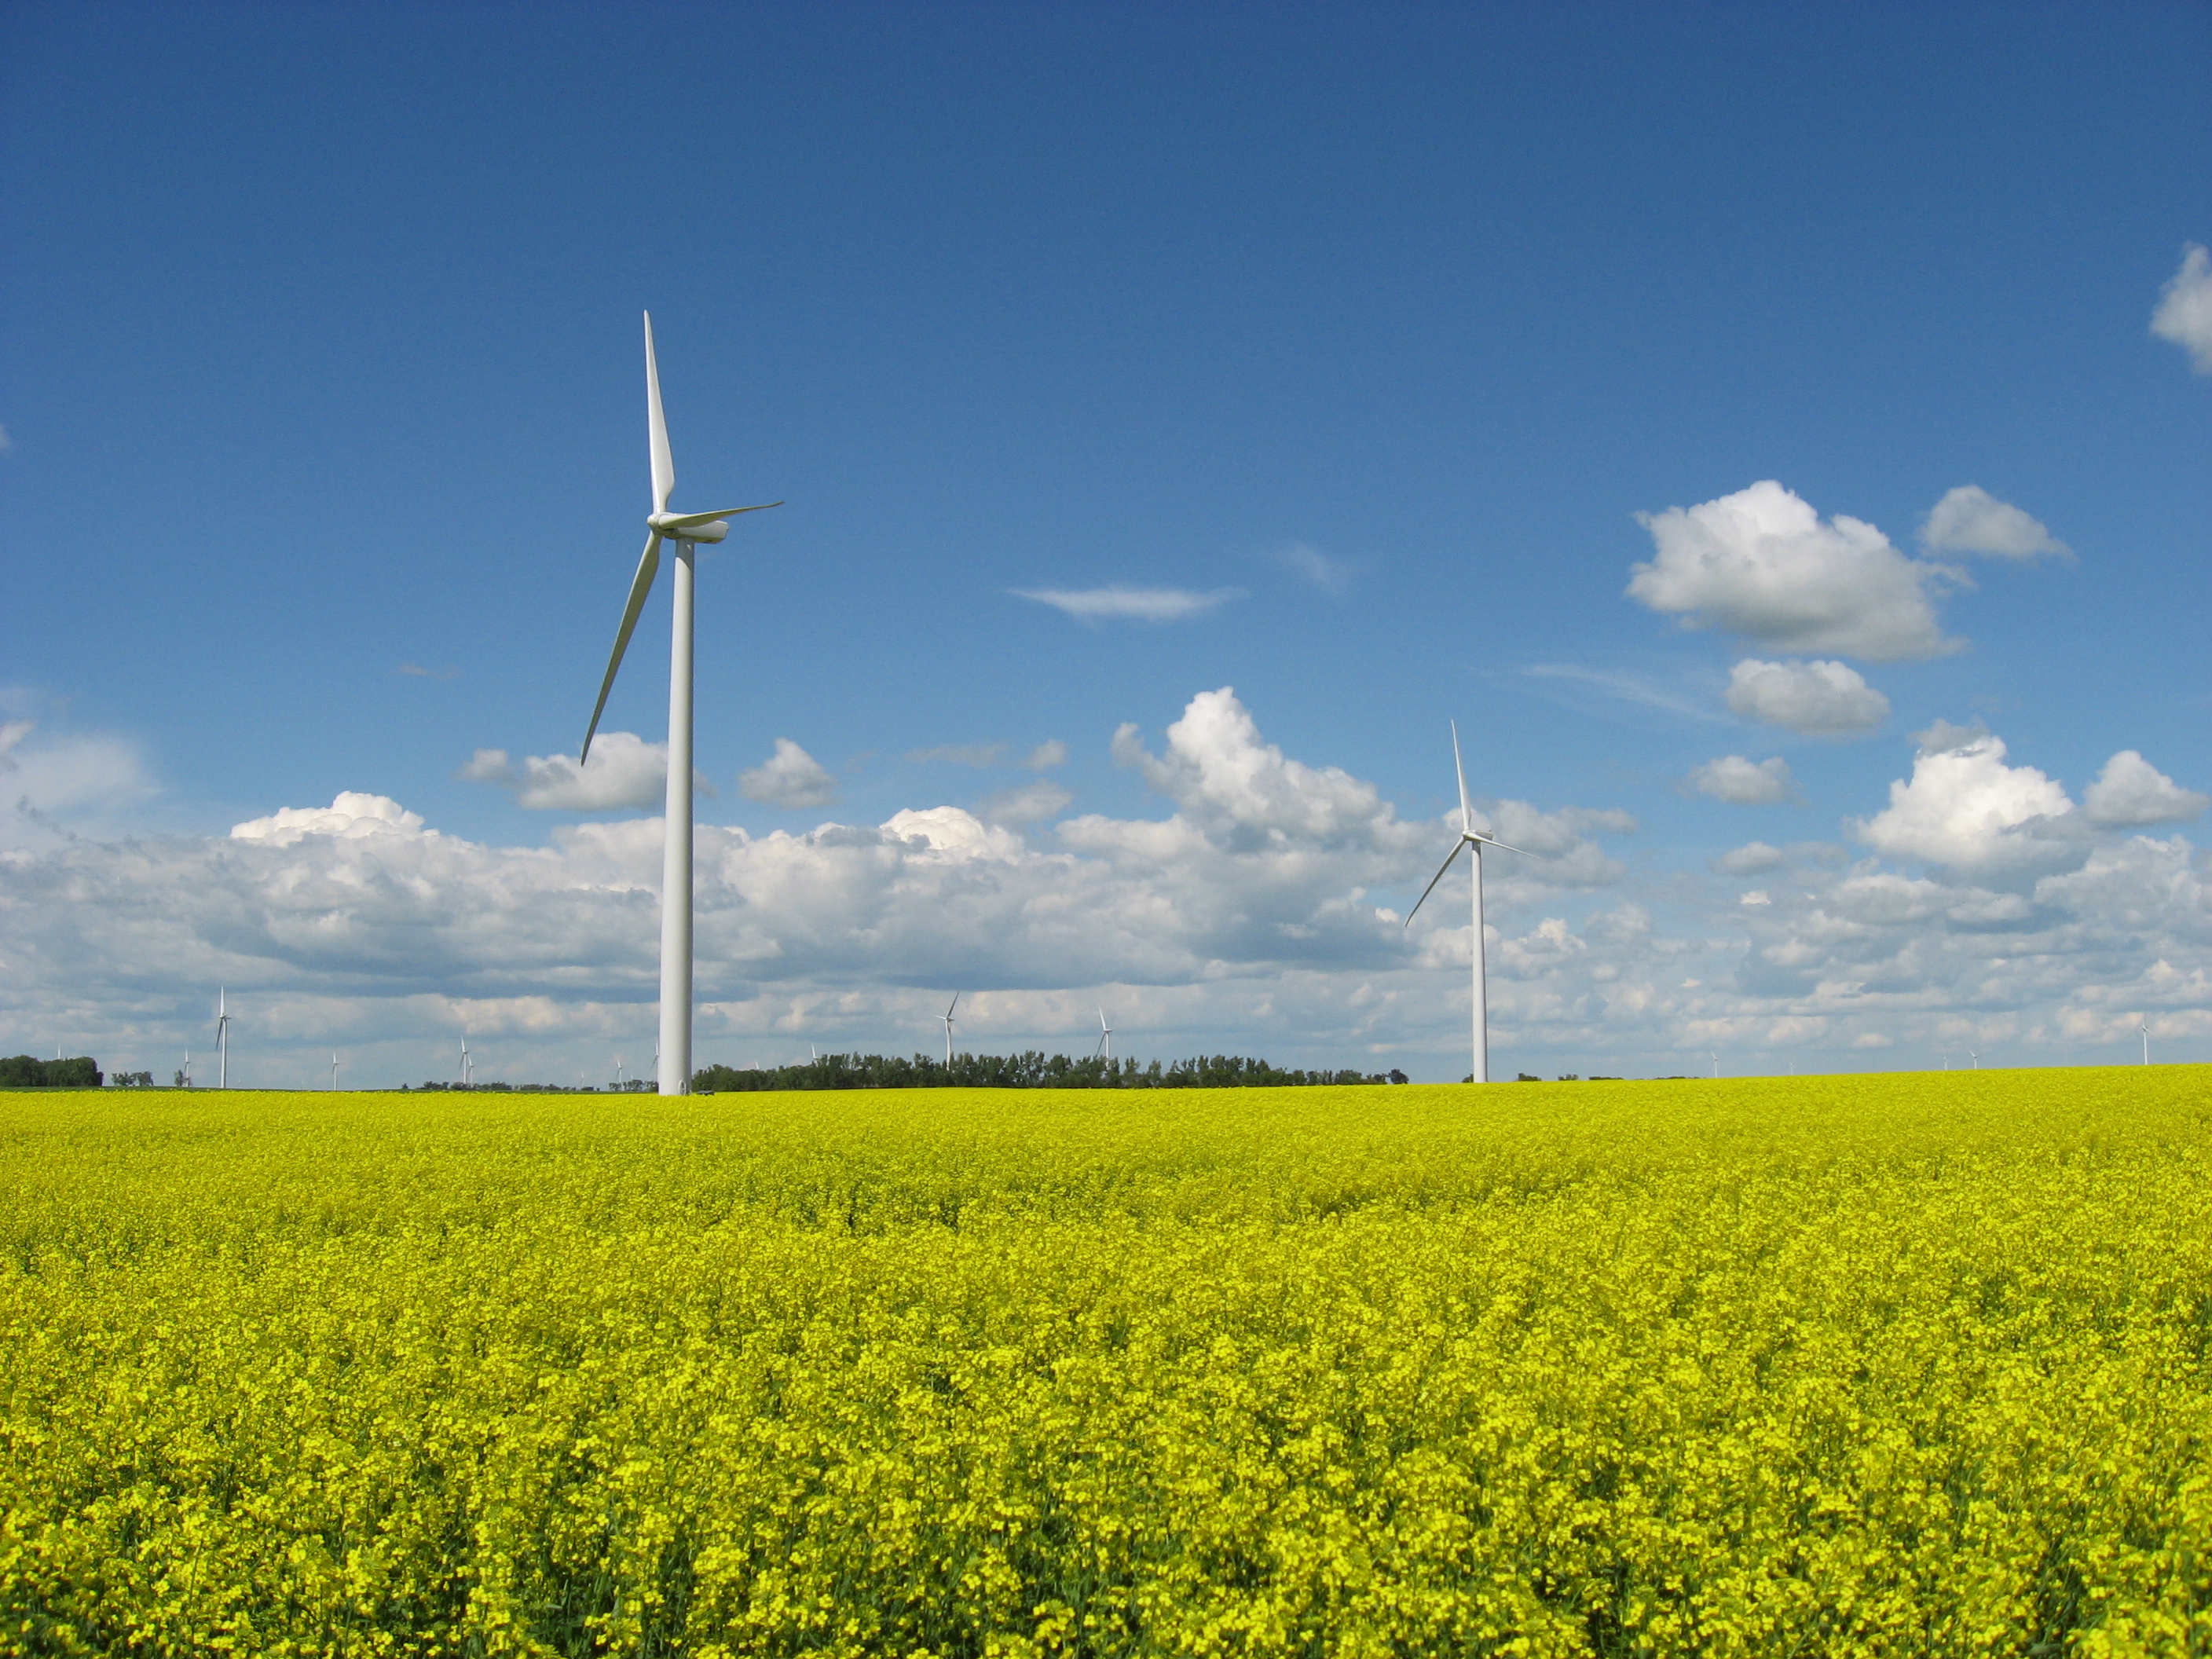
[691,1051,1405,1092]
[0,1055,104,1088]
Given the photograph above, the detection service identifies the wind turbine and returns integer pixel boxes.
[331,1052,341,1091]
[1968,1049,1979,1071]
[941,994,960,1065]
[460,1037,472,1089]
[1094,1006,1115,1062]
[1404,722,1534,1084]
[182,1050,191,1089]
[581,312,782,1098]
[2141,1020,2151,1066]
[215,990,230,1089]
[1709,1050,1719,1080]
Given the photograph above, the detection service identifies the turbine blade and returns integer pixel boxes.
[947,991,961,1018]
[645,312,674,512]
[1403,838,1468,927]
[582,531,662,762]
[1450,720,1473,836]
[1474,834,1539,859]
[658,504,783,529]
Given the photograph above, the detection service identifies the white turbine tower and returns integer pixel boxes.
[460,1037,472,1089]
[1404,722,1533,1084]
[182,1051,191,1089]
[941,994,961,1066]
[582,313,782,1098]
[215,989,230,1089]
[331,1052,341,1091]
[1094,1006,1115,1062]
[2141,1020,2151,1065]
[1710,1050,1720,1080]
[1968,1049,1979,1071]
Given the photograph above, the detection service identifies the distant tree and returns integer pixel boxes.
[0,1055,101,1087]
[1517,1072,1541,1082]
[1388,1069,1409,1084]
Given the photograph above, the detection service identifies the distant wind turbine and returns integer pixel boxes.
[941,994,961,1065]
[331,1052,341,1091]
[1404,722,1535,1084]
[1968,1049,1979,1071]
[2141,1020,2151,1066]
[215,990,230,1089]
[580,312,782,1098]
[182,1050,191,1089]
[1709,1050,1719,1079]
[1094,1006,1115,1061]
[460,1037,472,1089]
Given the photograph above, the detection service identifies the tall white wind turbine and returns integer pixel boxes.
[1404,723,1533,1084]
[215,990,230,1090]
[582,313,782,1097]
[460,1037,472,1089]
[331,1052,341,1091]
[1094,1006,1114,1062]
[941,994,961,1066]
[2141,1020,2151,1065]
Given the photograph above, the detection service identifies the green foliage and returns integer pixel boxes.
[694,1050,1390,1092]
[0,1053,100,1088]
[3,1070,2210,1655]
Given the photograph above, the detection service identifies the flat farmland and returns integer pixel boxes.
[3,1071,2208,1657]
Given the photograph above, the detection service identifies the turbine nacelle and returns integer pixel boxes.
[648,512,727,542]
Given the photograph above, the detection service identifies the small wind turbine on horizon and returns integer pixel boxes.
[1404,722,1536,1084]
[331,1052,341,1091]
[215,990,230,1089]
[1094,1006,1115,1062]
[1968,1049,1979,1070]
[941,994,961,1065]
[580,313,782,1098]
[460,1037,473,1089]
[2141,1019,2151,1065]
[1709,1050,1719,1079]
[182,1051,191,1089]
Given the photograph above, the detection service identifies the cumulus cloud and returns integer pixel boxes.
[232,792,429,846]
[8,688,2206,1084]
[2152,243,2212,373]
[2082,750,2208,829]
[1919,486,2072,561]
[1725,658,1889,736]
[460,732,709,811]
[738,739,840,809]
[1013,587,1239,624]
[1628,481,1961,661]
[1852,725,2078,877]
[1686,756,1800,806]
[1023,741,1068,770]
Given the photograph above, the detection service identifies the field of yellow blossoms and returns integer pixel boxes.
[3,1070,2209,1656]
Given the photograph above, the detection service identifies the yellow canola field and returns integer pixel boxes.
[2,1071,2210,1657]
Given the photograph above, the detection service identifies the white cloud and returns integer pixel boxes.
[738,739,840,809]
[1022,741,1068,771]
[1013,586,1239,624]
[460,732,709,811]
[1852,725,2078,877]
[0,720,158,849]
[232,792,429,847]
[2082,750,2208,829]
[1521,665,1733,726]
[1628,480,1961,661]
[974,780,1074,826]
[7,690,2208,1085]
[2151,243,2212,373]
[1919,486,2071,561]
[1725,658,1889,736]
[1686,755,1800,806]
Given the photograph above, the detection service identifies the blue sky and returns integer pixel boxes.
[3,2,2207,1085]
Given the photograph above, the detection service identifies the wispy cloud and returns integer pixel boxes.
[397,662,459,680]
[1272,544,1353,593]
[906,743,1009,767]
[1520,665,1730,725]
[1012,586,1240,624]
